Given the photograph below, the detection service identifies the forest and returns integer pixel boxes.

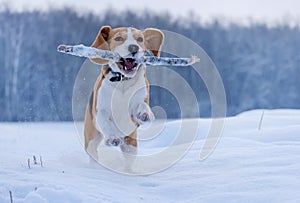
[0,9,299,121]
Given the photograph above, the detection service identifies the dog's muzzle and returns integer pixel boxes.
[117,58,138,73]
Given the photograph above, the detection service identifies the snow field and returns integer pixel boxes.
[0,109,300,202]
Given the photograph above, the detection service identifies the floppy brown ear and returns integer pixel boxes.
[90,25,111,64]
[143,28,164,57]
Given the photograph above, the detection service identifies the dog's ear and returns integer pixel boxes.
[90,25,111,64]
[143,28,164,57]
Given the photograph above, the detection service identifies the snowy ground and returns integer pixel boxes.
[1,109,300,203]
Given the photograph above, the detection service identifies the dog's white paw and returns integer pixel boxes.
[135,103,155,125]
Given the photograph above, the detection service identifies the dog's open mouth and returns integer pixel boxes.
[117,58,138,73]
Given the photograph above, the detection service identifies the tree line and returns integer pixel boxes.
[0,9,299,121]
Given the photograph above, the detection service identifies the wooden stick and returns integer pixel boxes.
[57,44,200,66]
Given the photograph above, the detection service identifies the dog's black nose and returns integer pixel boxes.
[128,44,139,55]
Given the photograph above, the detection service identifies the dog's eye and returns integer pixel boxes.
[114,36,124,41]
[137,37,144,42]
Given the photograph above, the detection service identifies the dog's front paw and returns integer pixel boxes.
[136,112,151,122]
[135,104,155,125]
[105,137,124,147]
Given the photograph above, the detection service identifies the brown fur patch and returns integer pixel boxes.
[143,28,164,57]
[84,104,98,149]
[144,70,150,104]
[90,26,111,64]
[91,65,110,122]
[124,131,137,147]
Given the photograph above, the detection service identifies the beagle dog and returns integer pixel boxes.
[84,26,164,171]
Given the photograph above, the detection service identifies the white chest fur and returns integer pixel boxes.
[95,66,148,138]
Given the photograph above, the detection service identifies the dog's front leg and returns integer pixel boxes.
[134,102,155,125]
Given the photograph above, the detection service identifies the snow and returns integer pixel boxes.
[1,109,300,202]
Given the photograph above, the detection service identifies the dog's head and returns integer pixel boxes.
[90,26,164,77]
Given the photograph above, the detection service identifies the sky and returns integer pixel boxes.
[1,0,300,26]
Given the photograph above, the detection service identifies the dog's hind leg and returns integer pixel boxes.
[86,132,103,162]
[120,130,138,172]
[84,102,103,162]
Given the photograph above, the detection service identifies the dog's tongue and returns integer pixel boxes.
[124,61,136,69]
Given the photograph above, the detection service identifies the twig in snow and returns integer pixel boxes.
[27,158,31,169]
[33,155,37,165]
[9,190,13,203]
[258,110,265,130]
[27,155,44,168]
[40,156,43,167]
